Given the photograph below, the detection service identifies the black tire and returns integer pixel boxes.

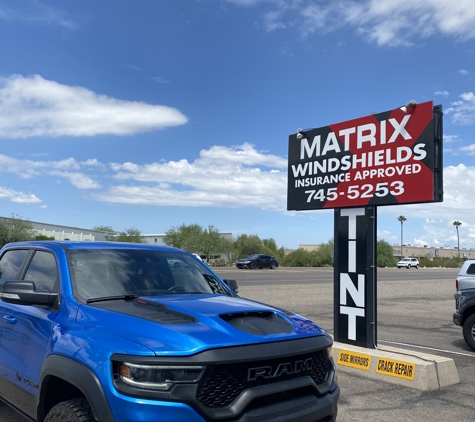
[407,264,411,269]
[270,263,275,269]
[250,263,256,269]
[45,398,95,422]
[463,314,475,351]
[416,264,419,269]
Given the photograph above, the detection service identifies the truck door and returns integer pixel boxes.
[0,249,59,411]
[0,248,30,369]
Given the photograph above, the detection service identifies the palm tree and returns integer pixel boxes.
[454,221,462,258]
[398,216,407,259]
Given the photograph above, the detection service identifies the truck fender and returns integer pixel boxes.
[38,354,114,422]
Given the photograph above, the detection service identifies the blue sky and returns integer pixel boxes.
[0,0,474,250]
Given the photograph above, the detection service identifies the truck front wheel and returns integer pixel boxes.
[463,314,475,351]
[45,398,95,422]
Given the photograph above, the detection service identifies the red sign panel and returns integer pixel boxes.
[287,101,443,210]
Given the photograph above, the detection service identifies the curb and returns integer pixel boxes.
[332,342,460,391]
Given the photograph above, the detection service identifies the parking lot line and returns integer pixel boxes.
[379,340,475,358]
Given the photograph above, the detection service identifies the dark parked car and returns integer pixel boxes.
[453,288,475,351]
[236,254,279,269]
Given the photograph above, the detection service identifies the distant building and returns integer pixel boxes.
[29,220,112,241]
[140,233,233,247]
[299,243,475,260]
[391,244,475,260]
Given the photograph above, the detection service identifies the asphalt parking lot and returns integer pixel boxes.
[1,266,474,421]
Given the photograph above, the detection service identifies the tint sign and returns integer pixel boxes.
[287,101,443,211]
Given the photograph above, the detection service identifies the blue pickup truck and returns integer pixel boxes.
[0,241,339,422]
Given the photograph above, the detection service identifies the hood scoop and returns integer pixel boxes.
[220,311,293,335]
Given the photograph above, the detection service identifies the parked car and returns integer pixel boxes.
[236,254,279,269]
[453,288,475,351]
[453,260,475,351]
[456,259,475,291]
[0,241,338,422]
[168,258,188,268]
[397,257,419,269]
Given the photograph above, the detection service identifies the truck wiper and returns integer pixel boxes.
[87,294,139,303]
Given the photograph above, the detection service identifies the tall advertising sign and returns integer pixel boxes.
[287,101,443,211]
[287,101,443,348]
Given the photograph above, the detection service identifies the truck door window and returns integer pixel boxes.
[24,251,58,293]
[0,249,29,287]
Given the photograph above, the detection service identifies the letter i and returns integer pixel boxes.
[380,120,386,144]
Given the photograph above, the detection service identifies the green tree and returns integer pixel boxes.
[377,240,397,267]
[201,225,225,261]
[163,224,203,252]
[33,234,56,241]
[93,225,117,233]
[397,215,407,258]
[113,227,146,243]
[453,221,462,259]
[315,239,334,266]
[262,238,277,255]
[281,249,313,267]
[221,237,237,265]
[93,225,117,241]
[234,234,263,259]
[261,238,286,262]
[0,214,36,247]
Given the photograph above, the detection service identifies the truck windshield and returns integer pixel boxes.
[67,249,229,302]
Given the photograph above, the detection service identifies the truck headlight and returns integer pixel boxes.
[119,363,204,391]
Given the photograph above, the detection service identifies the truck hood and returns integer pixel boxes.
[76,294,325,355]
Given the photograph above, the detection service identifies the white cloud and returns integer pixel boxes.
[434,90,449,97]
[0,186,42,204]
[381,163,475,247]
[0,154,83,178]
[444,134,459,144]
[411,218,473,250]
[105,143,287,210]
[151,76,170,84]
[460,144,475,155]
[0,1,75,28]
[0,75,188,139]
[225,0,268,6]
[0,154,101,190]
[50,171,101,189]
[459,69,470,75]
[446,92,475,125]
[378,164,475,248]
[230,0,475,47]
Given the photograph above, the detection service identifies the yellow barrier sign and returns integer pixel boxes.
[337,350,371,371]
[376,358,415,380]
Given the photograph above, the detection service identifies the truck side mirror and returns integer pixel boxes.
[0,280,58,307]
[222,279,239,294]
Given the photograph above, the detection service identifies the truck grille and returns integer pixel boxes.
[197,350,329,408]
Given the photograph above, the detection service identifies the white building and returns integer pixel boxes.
[30,221,112,241]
